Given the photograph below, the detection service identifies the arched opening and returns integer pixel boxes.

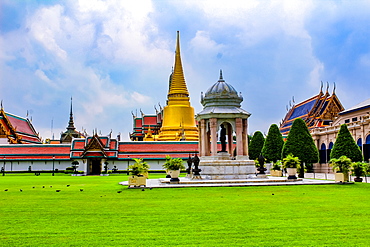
[327,142,334,161]
[218,121,234,156]
[364,135,370,161]
[319,143,327,164]
[357,138,363,147]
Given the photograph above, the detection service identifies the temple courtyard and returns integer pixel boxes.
[1,173,370,246]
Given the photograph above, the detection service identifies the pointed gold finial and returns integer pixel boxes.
[168,31,189,96]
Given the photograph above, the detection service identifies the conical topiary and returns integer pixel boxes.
[282,118,319,177]
[330,124,363,162]
[262,124,284,163]
[249,131,265,160]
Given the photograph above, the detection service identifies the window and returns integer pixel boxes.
[352,117,358,122]
[345,119,350,123]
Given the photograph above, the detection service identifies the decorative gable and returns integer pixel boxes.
[71,134,118,159]
[81,134,107,158]
[280,86,344,135]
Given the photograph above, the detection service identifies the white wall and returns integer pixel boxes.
[3,159,167,172]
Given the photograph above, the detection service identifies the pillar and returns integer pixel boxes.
[210,118,218,156]
[227,123,233,155]
[236,118,243,156]
[242,119,248,156]
[199,119,207,157]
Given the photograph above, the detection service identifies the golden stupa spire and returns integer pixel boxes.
[156,31,198,141]
[168,31,189,96]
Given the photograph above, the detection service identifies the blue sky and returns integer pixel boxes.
[1,0,370,141]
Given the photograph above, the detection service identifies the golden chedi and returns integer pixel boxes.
[157,31,199,141]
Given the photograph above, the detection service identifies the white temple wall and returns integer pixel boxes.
[2,159,167,172]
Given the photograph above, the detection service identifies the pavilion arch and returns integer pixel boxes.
[198,117,248,158]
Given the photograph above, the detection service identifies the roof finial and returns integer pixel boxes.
[0,100,3,110]
[333,82,336,94]
[320,81,323,93]
[219,69,223,80]
[326,81,329,94]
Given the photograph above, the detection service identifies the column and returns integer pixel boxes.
[227,123,233,156]
[243,119,248,156]
[199,119,207,157]
[235,118,243,156]
[210,118,218,156]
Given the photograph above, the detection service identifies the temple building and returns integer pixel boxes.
[130,109,162,141]
[279,84,370,172]
[280,84,344,136]
[0,103,41,144]
[130,31,198,141]
[312,97,370,171]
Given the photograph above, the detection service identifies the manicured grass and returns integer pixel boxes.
[1,174,370,246]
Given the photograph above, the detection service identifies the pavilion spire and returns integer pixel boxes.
[219,69,225,82]
[168,31,189,97]
[67,97,75,131]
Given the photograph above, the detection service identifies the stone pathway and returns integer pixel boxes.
[120,175,338,188]
[304,173,370,183]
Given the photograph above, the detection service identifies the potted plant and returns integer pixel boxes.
[128,158,150,187]
[329,155,352,183]
[363,162,370,179]
[351,162,365,182]
[282,154,300,179]
[162,155,185,183]
[270,160,282,177]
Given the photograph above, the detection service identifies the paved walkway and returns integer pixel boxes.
[304,173,370,183]
[120,175,339,188]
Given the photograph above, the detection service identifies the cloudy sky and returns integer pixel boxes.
[1,0,370,141]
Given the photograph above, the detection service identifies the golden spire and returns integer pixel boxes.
[168,31,189,96]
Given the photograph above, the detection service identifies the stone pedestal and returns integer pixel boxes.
[199,154,255,180]
[256,174,267,178]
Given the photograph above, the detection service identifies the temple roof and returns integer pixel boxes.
[0,106,41,144]
[0,144,71,160]
[280,86,344,135]
[339,98,370,115]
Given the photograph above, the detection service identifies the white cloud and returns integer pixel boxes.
[308,59,324,87]
[35,69,51,83]
[189,31,224,55]
[28,5,68,60]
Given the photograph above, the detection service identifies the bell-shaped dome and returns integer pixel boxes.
[201,70,243,108]
[204,70,238,98]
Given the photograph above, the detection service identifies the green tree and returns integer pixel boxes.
[282,118,319,178]
[249,131,265,160]
[262,124,284,163]
[330,124,363,162]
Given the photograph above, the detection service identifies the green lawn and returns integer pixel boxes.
[1,174,370,246]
